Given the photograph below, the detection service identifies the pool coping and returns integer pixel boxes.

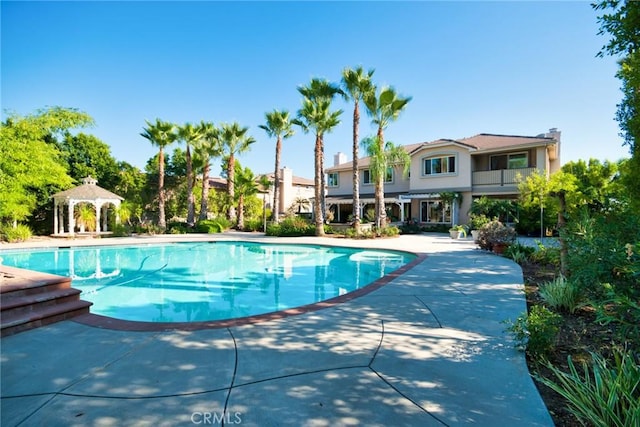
[1,236,426,332]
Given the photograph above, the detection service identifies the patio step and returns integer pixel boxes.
[0,266,92,337]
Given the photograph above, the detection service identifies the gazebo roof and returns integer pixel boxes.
[52,176,124,202]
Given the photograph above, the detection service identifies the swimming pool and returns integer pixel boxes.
[0,242,415,323]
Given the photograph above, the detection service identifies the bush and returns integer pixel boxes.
[504,242,535,264]
[469,213,491,230]
[167,221,190,234]
[242,219,263,232]
[477,220,517,251]
[111,224,130,237]
[0,224,32,242]
[379,225,400,237]
[194,220,223,234]
[504,305,562,359]
[399,223,422,234]
[266,216,315,237]
[529,244,561,267]
[537,348,640,427]
[539,275,582,314]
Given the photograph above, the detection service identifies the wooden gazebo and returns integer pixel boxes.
[51,176,124,236]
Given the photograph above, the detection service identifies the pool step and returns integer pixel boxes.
[0,265,92,337]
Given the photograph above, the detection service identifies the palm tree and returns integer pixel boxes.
[361,137,411,228]
[292,196,310,214]
[220,122,256,222]
[293,96,342,236]
[140,118,176,229]
[234,164,259,231]
[295,78,344,233]
[75,203,96,232]
[341,66,376,233]
[364,87,411,228]
[195,121,221,221]
[258,175,273,232]
[259,110,295,222]
[176,123,203,227]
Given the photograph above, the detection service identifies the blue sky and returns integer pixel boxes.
[1,1,630,179]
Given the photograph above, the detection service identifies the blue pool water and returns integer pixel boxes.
[0,242,415,323]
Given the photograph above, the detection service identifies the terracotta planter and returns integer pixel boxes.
[492,242,508,254]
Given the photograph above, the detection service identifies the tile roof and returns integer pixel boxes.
[52,178,123,201]
[327,132,558,171]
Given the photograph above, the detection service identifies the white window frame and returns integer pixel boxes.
[422,154,457,176]
[327,172,339,187]
[362,168,394,185]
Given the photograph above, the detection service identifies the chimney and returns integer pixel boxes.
[334,152,347,166]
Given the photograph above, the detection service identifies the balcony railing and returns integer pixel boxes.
[472,167,538,187]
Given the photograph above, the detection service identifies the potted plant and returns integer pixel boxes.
[469,214,490,242]
[476,219,517,253]
[449,224,467,239]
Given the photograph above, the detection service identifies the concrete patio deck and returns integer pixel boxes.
[0,233,552,426]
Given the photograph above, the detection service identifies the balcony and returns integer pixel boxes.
[472,167,538,188]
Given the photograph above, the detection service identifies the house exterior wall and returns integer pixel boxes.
[409,146,473,192]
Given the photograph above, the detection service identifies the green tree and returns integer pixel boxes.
[220,122,255,222]
[294,79,343,236]
[59,132,120,190]
[176,123,203,227]
[361,136,410,231]
[233,164,259,231]
[364,86,412,228]
[140,118,177,229]
[561,158,621,212]
[297,79,344,223]
[341,66,376,233]
[0,107,93,229]
[259,110,295,222]
[519,170,579,275]
[195,121,222,221]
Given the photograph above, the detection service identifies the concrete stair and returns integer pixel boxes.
[1,265,92,337]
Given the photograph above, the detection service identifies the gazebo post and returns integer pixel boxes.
[95,202,101,234]
[68,201,75,236]
[53,200,59,235]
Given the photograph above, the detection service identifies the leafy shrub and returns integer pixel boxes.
[399,223,422,234]
[167,221,190,234]
[194,220,223,234]
[529,244,561,267]
[363,208,376,223]
[266,216,315,237]
[504,305,562,358]
[539,275,582,314]
[537,348,640,427]
[477,220,517,251]
[469,213,491,230]
[380,225,400,237]
[210,216,232,231]
[504,242,535,264]
[0,224,32,242]
[595,287,640,345]
[110,224,130,237]
[242,219,263,232]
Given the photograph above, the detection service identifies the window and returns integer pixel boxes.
[423,155,456,176]
[490,152,528,170]
[419,200,452,223]
[363,168,393,185]
[327,172,339,187]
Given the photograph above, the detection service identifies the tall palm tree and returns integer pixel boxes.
[296,78,344,228]
[259,110,295,222]
[176,123,203,226]
[361,136,411,229]
[258,175,273,232]
[341,66,376,233]
[293,97,342,236]
[234,164,259,231]
[195,121,221,221]
[364,87,412,228]
[220,122,255,222]
[140,118,176,229]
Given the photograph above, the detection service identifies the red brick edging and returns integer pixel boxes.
[73,253,428,332]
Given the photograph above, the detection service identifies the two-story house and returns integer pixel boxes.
[325,129,561,226]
